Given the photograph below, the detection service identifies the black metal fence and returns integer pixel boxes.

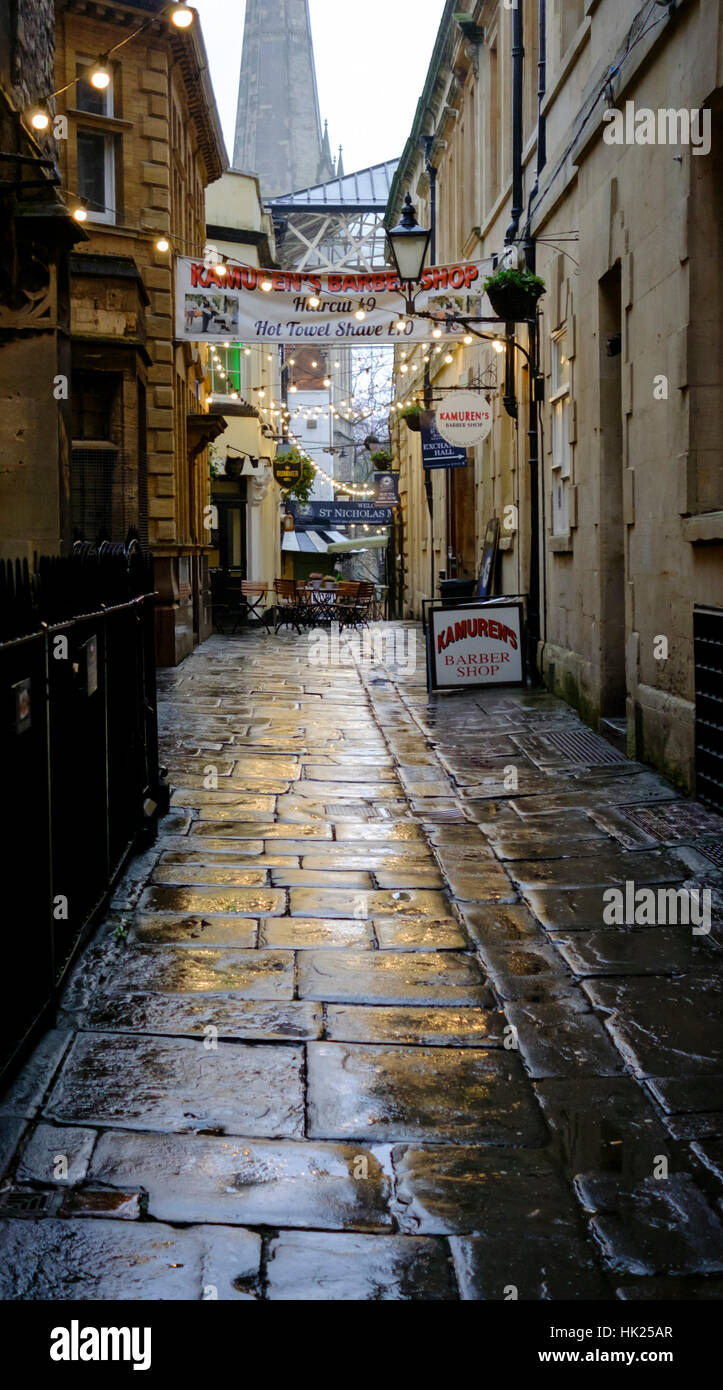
[0,545,163,1086]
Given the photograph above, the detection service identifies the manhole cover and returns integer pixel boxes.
[624,802,723,841]
[541,729,628,765]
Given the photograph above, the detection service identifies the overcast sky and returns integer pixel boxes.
[192,0,445,174]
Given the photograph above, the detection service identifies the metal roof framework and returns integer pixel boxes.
[268,159,400,273]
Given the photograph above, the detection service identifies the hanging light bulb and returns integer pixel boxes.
[395,318,407,332]
[492,338,505,354]
[73,205,88,222]
[463,333,473,345]
[432,327,442,339]
[260,276,273,292]
[257,388,265,398]
[308,294,321,309]
[444,352,454,364]
[323,377,331,388]
[311,360,318,369]
[289,357,296,366]
[290,383,298,393]
[170,2,195,28]
[355,308,366,321]
[244,348,251,356]
[90,60,111,90]
[156,237,170,252]
[400,364,408,374]
[29,109,50,131]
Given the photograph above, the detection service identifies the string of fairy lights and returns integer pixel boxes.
[21,0,506,505]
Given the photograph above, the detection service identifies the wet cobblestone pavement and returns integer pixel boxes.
[1,627,723,1300]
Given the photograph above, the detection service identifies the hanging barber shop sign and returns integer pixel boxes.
[436,391,493,447]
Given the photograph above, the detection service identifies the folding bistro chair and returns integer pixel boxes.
[273,578,302,633]
[240,581,268,629]
[335,581,360,629]
[348,581,376,628]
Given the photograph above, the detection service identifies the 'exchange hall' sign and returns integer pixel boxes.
[176,256,493,346]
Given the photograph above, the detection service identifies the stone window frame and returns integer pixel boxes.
[74,55,117,226]
[549,326,574,541]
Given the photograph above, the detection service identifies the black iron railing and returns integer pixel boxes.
[0,545,164,1086]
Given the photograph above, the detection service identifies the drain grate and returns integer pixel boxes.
[0,1191,52,1218]
[696,840,723,869]
[624,802,723,841]
[540,728,628,765]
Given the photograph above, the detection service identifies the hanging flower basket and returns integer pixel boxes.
[483,268,546,322]
[401,407,434,433]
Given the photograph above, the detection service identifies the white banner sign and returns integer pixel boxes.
[437,390,493,446]
[430,603,524,688]
[175,256,493,346]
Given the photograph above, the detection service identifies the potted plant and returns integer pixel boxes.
[370,449,393,469]
[482,267,546,322]
[400,405,434,433]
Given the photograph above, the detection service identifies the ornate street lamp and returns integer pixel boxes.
[386,194,432,305]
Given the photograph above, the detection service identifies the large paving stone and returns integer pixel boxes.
[151,865,269,887]
[80,992,322,1041]
[16,1123,97,1186]
[138,885,286,916]
[307,1042,546,1143]
[575,1173,723,1276]
[0,1219,260,1300]
[302,764,398,783]
[334,822,425,842]
[89,1132,391,1231]
[459,902,545,945]
[271,868,373,888]
[450,1233,610,1300]
[533,1078,672,1182]
[160,845,266,861]
[511,850,691,890]
[191,821,333,840]
[101,947,294,999]
[392,1144,579,1236]
[130,914,258,947]
[325,1004,503,1047]
[584,976,723,1076]
[374,918,469,950]
[264,1230,457,1300]
[506,999,624,1079]
[298,950,487,1006]
[259,917,373,949]
[553,929,721,977]
[45,1033,305,1137]
[289,888,451,920]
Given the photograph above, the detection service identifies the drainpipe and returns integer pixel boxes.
[505,0,525,247]
[522,0,546,684]
[423,134,438,602]
[503,0,524,421]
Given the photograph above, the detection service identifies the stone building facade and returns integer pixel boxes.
[388,0,722,798]
[52,0,227,664]
[0,0,84,563]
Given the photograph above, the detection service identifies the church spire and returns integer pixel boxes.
[336,145,345,178]
[233,0,323,197]
[316,118,335,183]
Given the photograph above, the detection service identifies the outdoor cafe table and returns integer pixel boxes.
[296,585,339,625]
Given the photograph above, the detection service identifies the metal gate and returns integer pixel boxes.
[0,549,162,1087]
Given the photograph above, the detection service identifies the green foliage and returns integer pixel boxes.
[400,404,421,421]
[278,447,317,504]
[371,449,393,469]
[482,267,546,299]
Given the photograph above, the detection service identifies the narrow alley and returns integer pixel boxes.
[0,627,722,1301]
